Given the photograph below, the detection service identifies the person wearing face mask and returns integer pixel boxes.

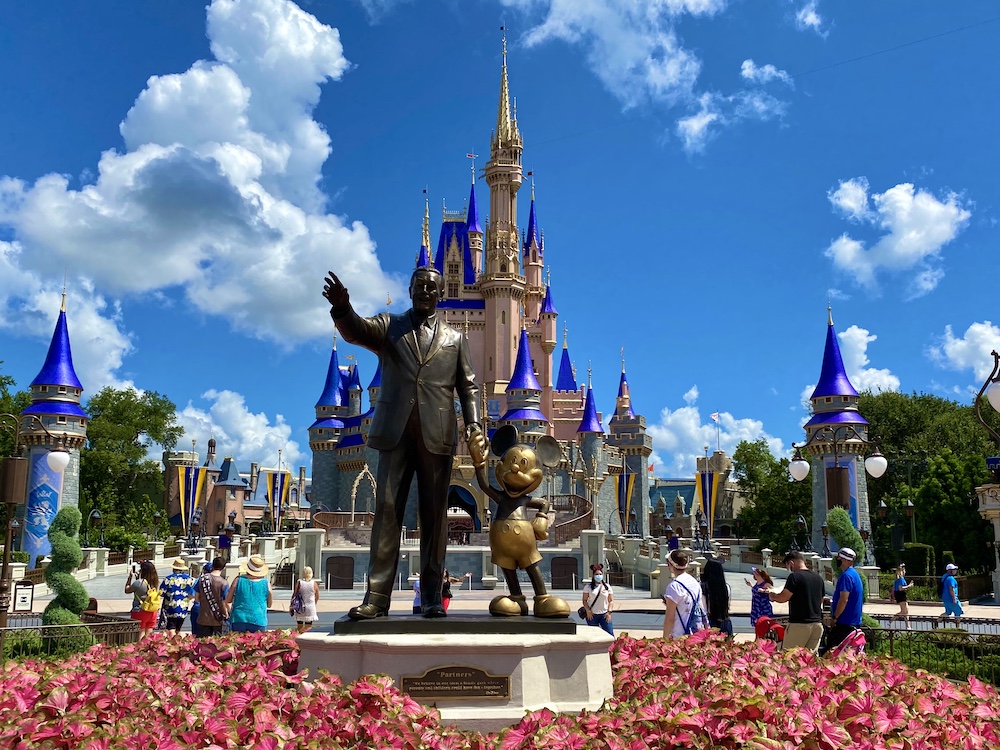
[582,563,614,635]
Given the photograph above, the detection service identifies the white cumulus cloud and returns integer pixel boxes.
[824,178,971,298]
[795,1,826,34]
[928,321,1000,383]
[0,0,406,387]
[177,389,305,470]
[740,59,792,86]
[647,394,785,476]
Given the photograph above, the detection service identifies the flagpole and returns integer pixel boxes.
[716,409,721,452]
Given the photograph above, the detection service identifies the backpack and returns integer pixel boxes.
[141,587,163,612]
[676,581,709,635]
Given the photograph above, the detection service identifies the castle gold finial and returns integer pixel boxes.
[495,28,514,147]
[61,271,67,312]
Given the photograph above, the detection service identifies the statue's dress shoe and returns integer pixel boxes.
[348,603,389,620]
[489,594,528,616]
[533,594,570,618]
[423,604,447,618]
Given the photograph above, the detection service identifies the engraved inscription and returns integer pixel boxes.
[400,665,510,701]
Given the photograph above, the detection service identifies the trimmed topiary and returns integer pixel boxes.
[42,507,91,625]
[827,506,868,599]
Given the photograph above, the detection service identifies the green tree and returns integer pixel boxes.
[80,387,183,534]
[914,449,992,574]
[733,439,812,553]
[0,362,31,458]
[857,390,999,570]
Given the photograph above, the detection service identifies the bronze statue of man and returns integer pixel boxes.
[323,266,485,619]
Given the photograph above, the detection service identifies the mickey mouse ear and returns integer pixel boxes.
[534,436,561,468]
[490,425,519,457]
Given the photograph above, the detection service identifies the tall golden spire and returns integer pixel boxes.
[422,196,430,250]
[496,32,513,146]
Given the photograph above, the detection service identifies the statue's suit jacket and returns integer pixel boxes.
[332,306,480,456]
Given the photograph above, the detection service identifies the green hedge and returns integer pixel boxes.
[901,543,935,576]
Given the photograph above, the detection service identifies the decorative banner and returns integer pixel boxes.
[22,450,64,568]
[617,469,636,535]
[264,470,291,529]
[697,470,720,537]
[824,456,859,527]
[177,465,209,534]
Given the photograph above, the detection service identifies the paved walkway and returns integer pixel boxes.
[39,564,999,641]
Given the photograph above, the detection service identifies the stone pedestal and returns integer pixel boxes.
[259,536,277,561]
[298,617,613,733]
[151,541,166,564]
[861,566,880,601]
[479,548,498,590]
[298,528,324,579]
[95,548,110,575]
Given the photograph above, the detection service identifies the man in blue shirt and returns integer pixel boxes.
[941,562,963,624]
[828,546,864,652]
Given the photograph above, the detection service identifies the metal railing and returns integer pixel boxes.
[163,543,181,558]
[0,612,139,659]
[879,574,993,602]
[22,568,45,585]
[132,548,152,562]
[108,551,127,566]
[741,550,763,567]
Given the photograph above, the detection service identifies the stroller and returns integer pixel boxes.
[825,627,867,657]
[754,616,785,644]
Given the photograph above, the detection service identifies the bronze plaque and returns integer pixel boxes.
[400,665,510,701]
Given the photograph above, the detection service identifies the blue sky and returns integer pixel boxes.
[1,0,998,478]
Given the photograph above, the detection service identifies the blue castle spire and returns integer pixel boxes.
[416,245,430,268]
[467,179,482,235]
[555,327,577,391]
[315,338,345,408]
[30,298,83,392]
[539,283,557,315]
[523,192,540,256]
[508,328,542,391]
[500,328,547,431]
[615,367,636,419]
[810,307,859,399]
[578,368,603,434]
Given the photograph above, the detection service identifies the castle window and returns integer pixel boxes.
[57,416,67,424]
[447,282,459,298]
[501,264,507,273]
[448,263,459,276]
[489,357,493,371]
[501,311,506,325]
[40,386,48,393]
[825,397,832,403]
[58,386,66,394]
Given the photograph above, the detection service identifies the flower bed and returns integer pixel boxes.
[1,630,998,749]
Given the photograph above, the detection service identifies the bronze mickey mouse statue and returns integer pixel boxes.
[472,425,570,618]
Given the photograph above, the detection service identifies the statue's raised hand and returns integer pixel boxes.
[323,272,350,311]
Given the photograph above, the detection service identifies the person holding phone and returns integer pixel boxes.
[745,567,774,628]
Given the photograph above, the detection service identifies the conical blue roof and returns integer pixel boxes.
[523,198,540,254]
[539,284,557,315]
[555,345,576,391]
[347,364,361,391]
[617,370,635,419]
[215,456,249,487]
[30,309,83,390]
[507,329,541,391]
[367,359,382,389]
[417,245,430,267]
[810,315,859,399]
[467,181,482,234]
[315,346,345,408]
[578,386,603,433]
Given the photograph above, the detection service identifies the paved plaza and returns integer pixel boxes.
[36,563,1000,641]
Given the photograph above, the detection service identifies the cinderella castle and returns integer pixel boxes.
[308,41,653,540]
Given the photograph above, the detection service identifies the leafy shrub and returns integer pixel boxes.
[101,525,149,553]
[10,551,29,564]
[901,542,935,576]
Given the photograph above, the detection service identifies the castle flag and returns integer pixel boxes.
[617,469,637,535]
[177,465,209,534]
[264,469,291,529]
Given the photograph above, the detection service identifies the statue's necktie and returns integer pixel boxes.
[418,322,434,358]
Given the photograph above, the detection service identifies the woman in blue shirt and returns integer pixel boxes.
[225,554,273,633]
[892,563,913,630]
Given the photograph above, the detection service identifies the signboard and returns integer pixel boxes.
[400,665,509,701]
[13,580,34,612]
[987,457,1000,470]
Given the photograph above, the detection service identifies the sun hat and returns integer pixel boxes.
[171,558,188,572]
[240,554,269,579]
[837,547,857,561]
[946,563,958,571]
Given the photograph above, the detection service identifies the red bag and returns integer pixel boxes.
[755,616,785,643]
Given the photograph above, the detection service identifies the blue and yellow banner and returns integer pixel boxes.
[178,465,209,533]
[697,470,720,537]
[264,470,291,529]
[617,469,637,535]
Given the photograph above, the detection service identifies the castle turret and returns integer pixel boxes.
[366,359,382,415]
[482,35,525,390]
[309,338,347,514]
[555,328,577,392]
[607,358,652,537]
[522,183,544,320]
[802,307,875,546]
[499,328,548,440]
[467,176,483,277]
[18,292,87,565]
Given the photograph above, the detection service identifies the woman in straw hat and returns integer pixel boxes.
[225,554,273,633]
[160,558,197,638]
